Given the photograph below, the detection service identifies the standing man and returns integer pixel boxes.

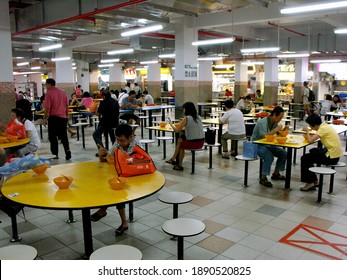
[302,81,311,117]
[251,106,287,187]
[44,78,71,160]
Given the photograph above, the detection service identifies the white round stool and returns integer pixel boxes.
[139,139,155,153]
[309,167,336,203]
[159,192,193,219]
[0,245,37,260]
[235,155,259,187]
[162,218,205,260]
[90,245,142,260]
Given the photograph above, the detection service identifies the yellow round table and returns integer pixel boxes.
[1,161,165,258]
[0,138,30,149]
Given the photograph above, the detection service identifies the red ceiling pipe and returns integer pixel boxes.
[12,0,149,36]
[268,21,306,37]
[111,42,130,46]
[142,32,175,40]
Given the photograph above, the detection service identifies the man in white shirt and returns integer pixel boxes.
[11,108,41,157]
[123,82,131,94]
[143,90,154,104]
[219,99,245,158]
[118,89,128,105]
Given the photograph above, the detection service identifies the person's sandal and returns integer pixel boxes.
[300,184,317,192]
[90,211,107,222]
[259,177,273,188]
[271,173,286,180]
[115,225,129,236]
[173,165,184,171]
[165,158,176,165]
[221,154,230,159]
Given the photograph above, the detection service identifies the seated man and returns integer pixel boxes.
[10,108,41,157]
[251,106,287,187]
[120,90,140,133]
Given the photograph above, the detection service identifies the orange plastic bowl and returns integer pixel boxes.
[53,176,73,189]
[275,137,287,144]
[32,164,49,175]
[159,122,167,128]
[8,135,18,142]
[342,111,347,116]
[278,130,289,137]
[264,134,276,142]
[0,137,7,144]
[108,177,128,190]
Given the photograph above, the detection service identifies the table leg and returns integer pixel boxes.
[218,124,223,154]
[173,204,178,219]
[128,202,134,222]
[10,214,22,242]
[39,124,43,139]
[81,125,86,149]
[208,146,213,169]
[285,148,293,189]
[82,209,93,259]
[148,111,153,139]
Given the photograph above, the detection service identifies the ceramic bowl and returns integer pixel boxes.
[278,130,289,137]
[264,134,276,142]
[159,122,167,128]
[8,135,18,142]
[108,177,128,190]
[275,137,287,144]
[32,164,49,175]
[53,176,73,189]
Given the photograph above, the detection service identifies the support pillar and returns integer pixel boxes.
[293,57,309,103]
[264,58,279,106]
[76,61,90,93]
[55,48,74,95]
[109,64,124,91]
[234,61,248,103]
[147,63,161,103]
[0,0,15,123]
[198,61,212,102]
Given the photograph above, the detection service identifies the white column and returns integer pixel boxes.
[54,48,74,95]
[147,63,161,101]
[234,61,248,102]
[294,57,309,102]
[109,64,124,90]
[264,58,279,105]
[198,61,212,101]
[76,61,90,92]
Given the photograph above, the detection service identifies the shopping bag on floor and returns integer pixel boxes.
[242,141,258,158]
[205,127,216,144]
[114,145,156,177]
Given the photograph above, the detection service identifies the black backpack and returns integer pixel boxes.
[308,89,316,102]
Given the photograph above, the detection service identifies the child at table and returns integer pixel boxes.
[91,124,143,236]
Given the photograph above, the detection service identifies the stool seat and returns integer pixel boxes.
[309,167,336,175]
[235,155,258,161]
[90,245,142,260]
[139,139,155,153]
[0,245,37,260]
[162,218,205,260]
[329,162,346,168]
[159,192,193,206]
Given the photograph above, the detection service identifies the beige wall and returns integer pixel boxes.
[0,82,15,125]
[198,81,212,102]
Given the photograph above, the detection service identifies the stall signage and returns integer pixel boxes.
[124,68,136,79]
[185,64,197,78]
[278,64,295,72]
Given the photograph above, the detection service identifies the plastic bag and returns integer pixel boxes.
[0,154,51,175]
[6,119,26,139]
[243,141,258,159]
[205,127,216,144]
[114,146,156,177]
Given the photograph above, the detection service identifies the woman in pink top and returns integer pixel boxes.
[80,92,93,109]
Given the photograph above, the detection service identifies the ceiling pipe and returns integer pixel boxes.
[12,0,149,36]
[142,32,175,40]
[268,21,306,37]
[224,53,347,62]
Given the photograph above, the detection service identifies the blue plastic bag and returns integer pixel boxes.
[0,154,51,175]
[242,141,258,159]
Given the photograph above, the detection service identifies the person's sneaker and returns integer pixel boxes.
[259,176,273,188]
[65,151,72,160]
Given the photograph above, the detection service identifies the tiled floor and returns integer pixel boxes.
[1,112,347,260]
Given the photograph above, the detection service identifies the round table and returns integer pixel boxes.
[1,162,165,258]
[0,138,30,149]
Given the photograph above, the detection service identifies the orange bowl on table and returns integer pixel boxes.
[0,137,8,144]
[275,137,287,144]
[264,134,276,142]
[108,177,128,190]
[343,111,347,116]
[159,122,167,128]
[32,164,49,175]
[7,135,18,142]
[278,130,289,137]
[53,176,73,189]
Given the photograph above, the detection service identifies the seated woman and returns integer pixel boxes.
[69,93,80,106]
[236,94,253,114]
[80,92,93,109]
[300,114,343,191]
[165,102,205,171]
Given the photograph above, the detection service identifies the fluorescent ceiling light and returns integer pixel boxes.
[51,56,70,62]
[158,54,175,58]
[310,59,341,63]
[311,51,321,54]
[140,60,159,65]
[98,64,114,67]
[334,28,347,34]
[30,66,41,70]
[72,62,76,66]
[13,71,40,75]
[281,1,347,14]
[192,37,234,46]
[72,67,77,70]
[241,47,280,53]
[198,57,223,61]
[120,22,130,27]
[16,57,24,59]
[241,61,264,65]
[100,58,120,63]
[121,24,163,37]
[39,43,62,51]
[277,53,310,58]
[17,62,29,66]
[107,48,134,55]
[138,19,148,23]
